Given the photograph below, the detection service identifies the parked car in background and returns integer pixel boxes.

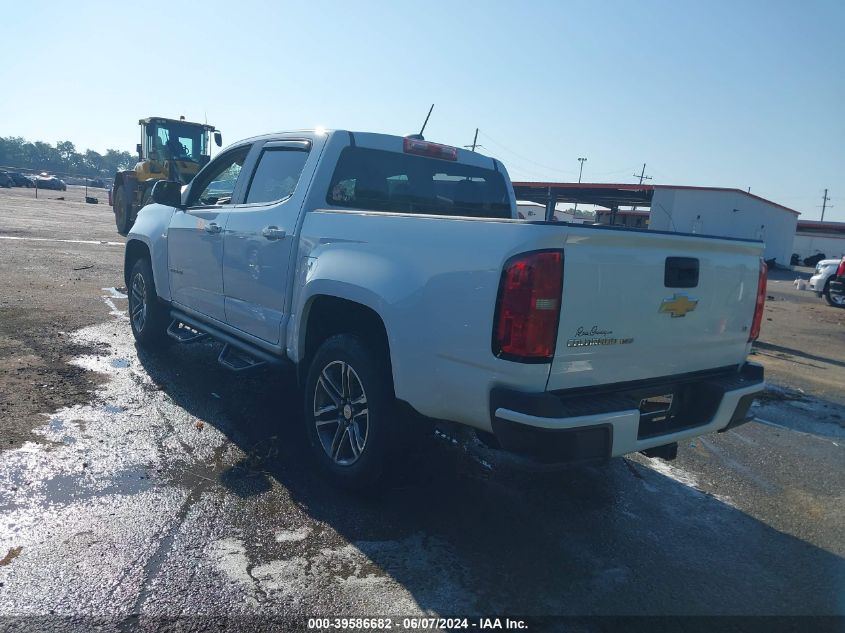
[825,258,845,309]
[35,174,67,191]
[8,172,35,187]
[0,171,13,188]
[803,252,827,267]
[807,258,845,307]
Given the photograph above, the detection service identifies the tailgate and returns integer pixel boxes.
[547,227,763,391]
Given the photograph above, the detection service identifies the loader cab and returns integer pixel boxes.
[136,117,221,184]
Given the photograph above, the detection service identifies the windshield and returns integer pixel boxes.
[145,121,208,163]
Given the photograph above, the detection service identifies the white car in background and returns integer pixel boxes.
[808,258,845,306]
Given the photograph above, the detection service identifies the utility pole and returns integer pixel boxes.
[632,163,652,212]
[821,188,831,222]
[463,128,483,153]
[573,157,587,214]
[634,163,652,185]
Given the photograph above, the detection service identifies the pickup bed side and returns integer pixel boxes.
[291,211,557,428]
[292,209,765,459]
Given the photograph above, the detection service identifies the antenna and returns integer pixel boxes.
[418,104,434,138]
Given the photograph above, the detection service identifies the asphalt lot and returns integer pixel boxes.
[0,185,843,629]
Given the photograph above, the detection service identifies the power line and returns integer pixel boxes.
[477,131,577,176]
[501,161,578,182]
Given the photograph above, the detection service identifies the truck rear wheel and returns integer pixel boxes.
[114,185,132,235]
[303,334,397,490]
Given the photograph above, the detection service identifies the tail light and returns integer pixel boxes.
[493,251,564,362]
[749,258,768,341]
[837,258,845,278]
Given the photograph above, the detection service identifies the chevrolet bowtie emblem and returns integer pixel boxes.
[659,293,699,318]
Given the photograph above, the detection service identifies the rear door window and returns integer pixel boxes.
[326,147,511,218]
[244,147,309,205]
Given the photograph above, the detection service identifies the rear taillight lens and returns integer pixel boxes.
[749,258,768,341]
[493,251,564,362]
[837,258,845,277]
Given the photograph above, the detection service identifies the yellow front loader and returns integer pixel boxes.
[111,116,222,235]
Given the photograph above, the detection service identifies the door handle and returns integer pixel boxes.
[204,222,222,234]
[261,226,286,240]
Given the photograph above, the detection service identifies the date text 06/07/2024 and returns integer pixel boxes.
[306,616,529,630]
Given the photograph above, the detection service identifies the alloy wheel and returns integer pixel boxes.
[313,360,369,465]
[130,272,147,333]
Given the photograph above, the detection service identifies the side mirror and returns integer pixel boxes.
[151,180,183,208]
[214,131,222,147]
[136,143,143,160]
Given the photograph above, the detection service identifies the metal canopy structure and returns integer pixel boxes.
[511,182,654,221]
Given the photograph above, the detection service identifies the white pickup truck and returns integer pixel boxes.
[808,258,845,308]
[124,129,767,488]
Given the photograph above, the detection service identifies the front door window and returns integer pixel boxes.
[188,147,249,207]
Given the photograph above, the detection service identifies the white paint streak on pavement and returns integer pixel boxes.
[101,287,128,321]
[0,235,124,247]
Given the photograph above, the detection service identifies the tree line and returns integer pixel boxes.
[0,136,135,178]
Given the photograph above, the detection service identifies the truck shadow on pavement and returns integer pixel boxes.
[134,341,845,617]
[754,341,845,370]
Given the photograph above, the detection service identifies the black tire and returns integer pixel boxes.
[823,279,845,309]
[114,185,132,235]
[127,257,169,348]
[303,334,397,490]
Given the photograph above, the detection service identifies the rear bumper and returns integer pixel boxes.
[490,363,764,464]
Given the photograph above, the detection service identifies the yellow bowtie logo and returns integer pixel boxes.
[659,294,699,318]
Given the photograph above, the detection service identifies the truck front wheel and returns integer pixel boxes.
[823,280,845,308]
[127,257,169,348]
[303,334,396,489]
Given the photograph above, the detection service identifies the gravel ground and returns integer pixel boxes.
[753,265,845,406]
[0,186,842,630]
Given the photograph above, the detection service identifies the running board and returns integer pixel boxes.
[167,320,207,343]
[218,344,266,372]
[169,309,288,372]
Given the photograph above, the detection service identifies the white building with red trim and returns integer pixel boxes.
[512,182,800,266]
[792,220,845,261]
[647,185,799,265]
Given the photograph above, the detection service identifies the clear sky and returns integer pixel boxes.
[1,0,843,220]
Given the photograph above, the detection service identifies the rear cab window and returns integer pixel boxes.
[326,146,512,218]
